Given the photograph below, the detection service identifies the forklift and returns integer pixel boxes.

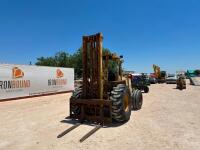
[58,33,143,142]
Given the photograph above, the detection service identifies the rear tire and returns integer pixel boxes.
[132,89,143,110]
[144,86,149,93]
[110,84,132,122]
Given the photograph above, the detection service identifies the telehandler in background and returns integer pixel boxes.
[153,64,167,83]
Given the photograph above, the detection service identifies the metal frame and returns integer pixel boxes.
[70,33,127,125]
[70,98,112,124]
[82,33,103,99]
[70,33,112,124]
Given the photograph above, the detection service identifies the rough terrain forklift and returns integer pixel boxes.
[58,33,143,142]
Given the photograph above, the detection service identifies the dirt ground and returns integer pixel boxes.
[0,80,200,150]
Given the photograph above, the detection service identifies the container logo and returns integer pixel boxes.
[48,69,67,86]
[0,67,30,90]
[56,69,64,78]
[12,67,24,79]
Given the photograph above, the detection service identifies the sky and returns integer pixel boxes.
[0,0,200,73]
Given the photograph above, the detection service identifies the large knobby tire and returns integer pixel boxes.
[132,89,143,110]
[177,81,183,90]
[72,87,82,98]
[144,86,149,93]
[70,86,82,115]
[110,84,132,123]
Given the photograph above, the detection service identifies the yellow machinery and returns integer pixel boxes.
[176,75,186,90]
[153,64,166,83]
[58,33,143,142]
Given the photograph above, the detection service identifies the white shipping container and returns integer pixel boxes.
[0,64,74,101]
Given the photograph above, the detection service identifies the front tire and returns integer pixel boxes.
[70,86,82,115]
[110,84,132,123]
[144,86,149,93]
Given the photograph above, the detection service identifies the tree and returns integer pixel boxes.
[70,48,83,78]
[36,51,72,67]
[36,56,57,66]
[35,48,118,79]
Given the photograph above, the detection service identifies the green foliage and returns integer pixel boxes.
[35,48,119,78]
[35,56,56,66]
[102,48,118,74]
[35,51,71,67]
[70,49,83,78]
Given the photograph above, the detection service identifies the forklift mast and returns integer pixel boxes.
[82,33,103,99]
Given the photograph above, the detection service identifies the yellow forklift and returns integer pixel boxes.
[58,33,143,142]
